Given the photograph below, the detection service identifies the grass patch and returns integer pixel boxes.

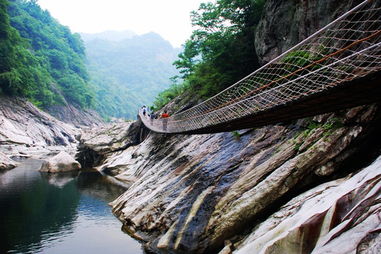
[231,131,241,140]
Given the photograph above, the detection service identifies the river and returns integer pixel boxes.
[0,159,143,254]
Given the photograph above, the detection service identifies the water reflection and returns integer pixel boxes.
[40,171,79,188]
[0,159,142,254]
[76,171,127,202]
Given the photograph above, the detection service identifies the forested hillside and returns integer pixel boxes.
[0,0,93,109]
[83,32,179,119]
[1,0,266,120]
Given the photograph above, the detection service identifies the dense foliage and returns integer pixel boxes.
[84,32,179,119]
[153,0,265,110]
[1,0,51,107]
[0,0,93,108]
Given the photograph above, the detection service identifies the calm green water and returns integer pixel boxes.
[0,159,143,254]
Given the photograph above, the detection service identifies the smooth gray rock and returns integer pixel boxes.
[0,96,79,160]
[76,120,143,169]
[76,0,381,252]
[47,103,103,128]
[0,96,77,147]
[233,156,381,254]
[0,152,18,171]
[40,151,81,173]
[100,105,380,254]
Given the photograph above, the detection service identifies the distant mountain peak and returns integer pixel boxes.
[84,30,180,119]
[80,30,137,42]
[142,31,162,38]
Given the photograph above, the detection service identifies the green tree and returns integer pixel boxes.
[4,0,94,108]
[0,0,52,106]
[155,0,265,109]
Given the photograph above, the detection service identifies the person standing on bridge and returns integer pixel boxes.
[161,110,170,131]
[150,112,156,124]
[141,105,147,116]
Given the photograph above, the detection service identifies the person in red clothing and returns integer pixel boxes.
[161,110,170,131]
[161,111,170,118]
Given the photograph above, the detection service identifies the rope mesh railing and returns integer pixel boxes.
[140,0,381,134]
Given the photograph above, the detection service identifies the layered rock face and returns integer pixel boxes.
[78,104,381,253]
[0,96,77,147]
[0,96,78,169]
[233,156,381,254]
[255,0,363,64]
[77,1,381,253]
[47,104,103,128]
[76,120,144,170]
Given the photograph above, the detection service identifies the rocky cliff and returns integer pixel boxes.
[76,1,381,253]
[47,104,103,128]
[79,104,380,253]
[255,0,363,64]
[0,96,79,170]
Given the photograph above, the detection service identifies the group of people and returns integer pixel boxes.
[141,105,170,131]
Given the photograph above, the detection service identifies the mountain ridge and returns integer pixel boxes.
[83,30,180,119]
[80,30,137,42]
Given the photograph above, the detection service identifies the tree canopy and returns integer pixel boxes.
[1,0,93,109]
[154,0,265,110]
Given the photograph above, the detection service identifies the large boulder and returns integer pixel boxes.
[76,120,144,169]
[40,151,81,173]
[78,121,142,154]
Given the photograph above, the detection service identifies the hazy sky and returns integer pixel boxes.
[37,0,208,47]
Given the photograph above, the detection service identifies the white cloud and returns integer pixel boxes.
[37,0,208,47]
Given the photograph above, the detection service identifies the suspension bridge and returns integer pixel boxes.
[139,0,381,134]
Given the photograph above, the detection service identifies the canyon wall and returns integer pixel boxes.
[0,96,78,170]
[77,1,381,253]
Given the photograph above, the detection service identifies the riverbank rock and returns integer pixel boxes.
[0,152,18,171]
[76,120,144,169]
[76,104,381,254]
[0,96,79,160]
[40,151,81,173]
[76,0,381,252]
[0,96,77,147]
[232,155,381,254]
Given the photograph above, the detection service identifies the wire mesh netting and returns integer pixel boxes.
[140,0,381,134]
